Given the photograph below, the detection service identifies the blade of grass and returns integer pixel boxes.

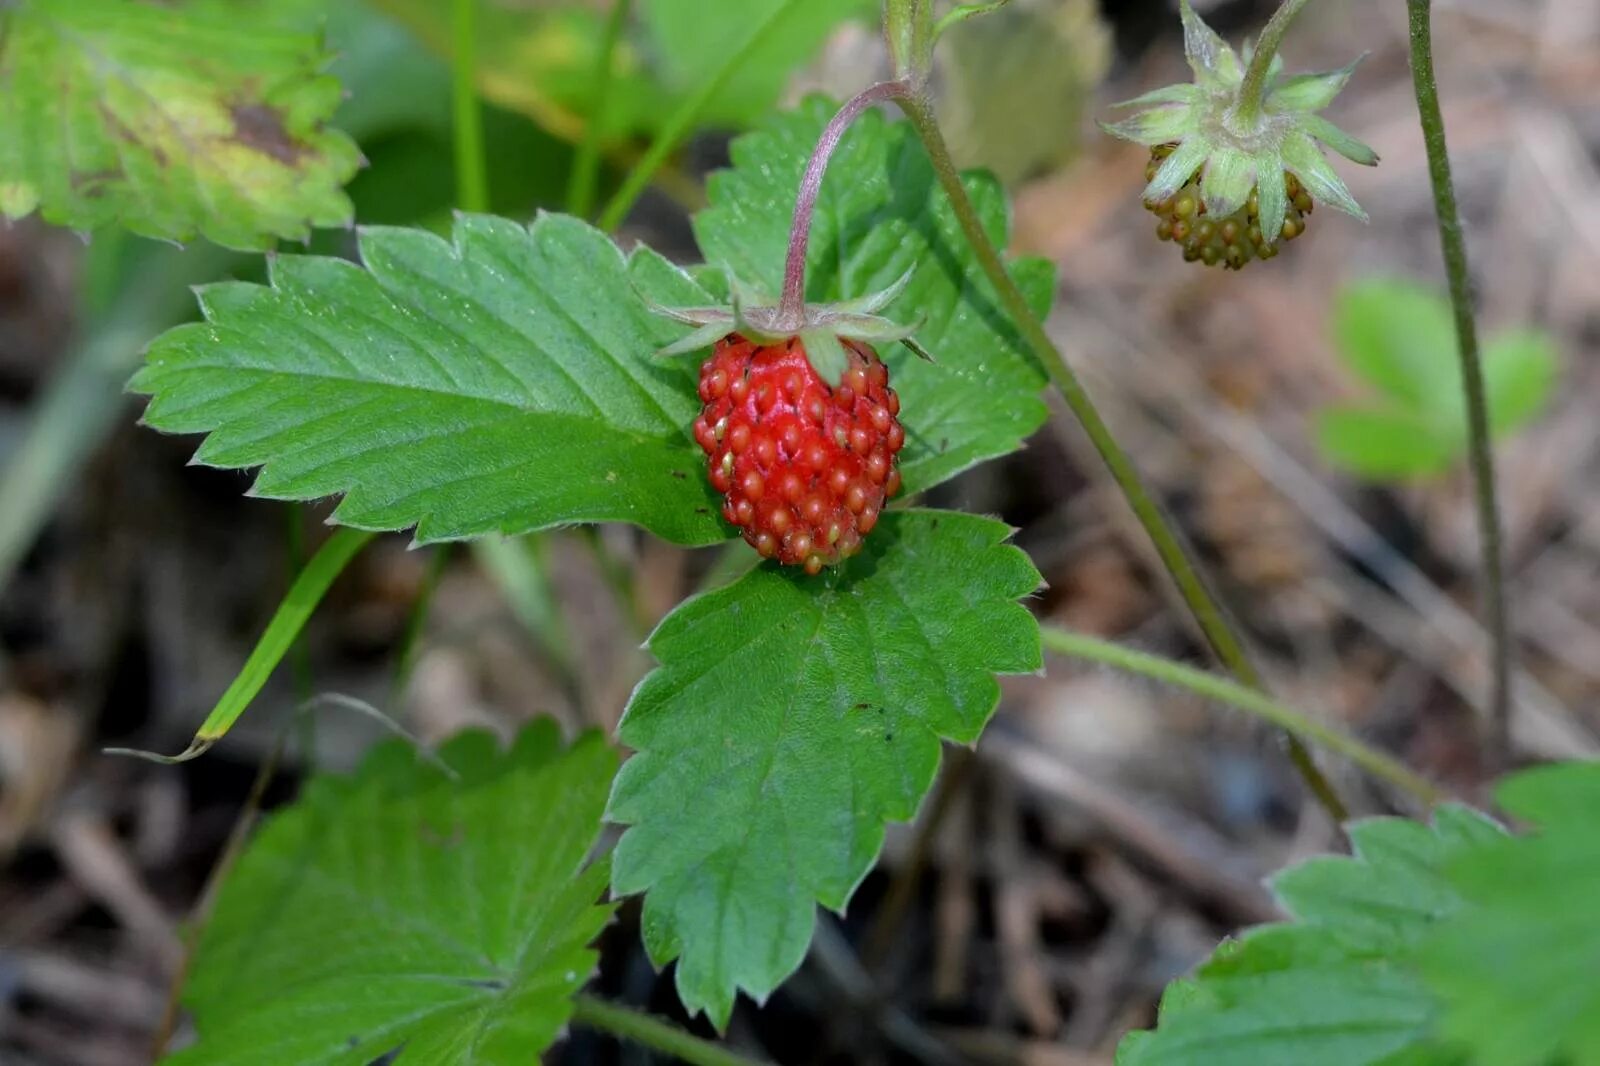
[105,528,375,763]
[0,239,237,591]
[452,0,490,213]
[568,0,633,219]
[597,0,810,231]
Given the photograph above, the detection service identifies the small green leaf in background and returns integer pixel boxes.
[937,0,1112,184]
[1419,762,1600,1066]
[133,213,726,547]
[1483,329,1558,437]
[694,97,1056,496]
[0,0,362,250]
[1314,279,1558,481]
[164,723,617,1065]
[1314,407,1458,479]
[1117,805,1503,1066]
[608,509,1043,1026]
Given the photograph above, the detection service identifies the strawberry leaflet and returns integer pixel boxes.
[608,509,1042,1026]
[134,214,727,546]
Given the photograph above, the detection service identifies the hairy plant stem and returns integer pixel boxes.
[1406,0,1510,766]
[1234,0,1315,124]
[1042,628,1445,808]
[567,0,632,220]
[571,995,769,1066]
[451,0,490,213]
[891,91,1348,821]
[780,80,911,320]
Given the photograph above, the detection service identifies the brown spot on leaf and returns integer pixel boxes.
[70,168,122,197]
[230,103,303,165]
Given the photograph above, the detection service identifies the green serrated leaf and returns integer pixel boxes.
[1121,805,1500,1066]
[0,0,361,250]
[693,97,1055,497]
[1420,762,1600,1066]
[1314,407,1459,480]
[165,723,617,1065]
[608,509,1042,1026]
[133,212,727,546]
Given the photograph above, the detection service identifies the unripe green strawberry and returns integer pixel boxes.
[1143,144,1315,270]
[1100,0,1378,269]
[694,334,904,575]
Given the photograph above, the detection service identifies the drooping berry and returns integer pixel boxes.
[694,334,904,575]
[1143,144,1315,270]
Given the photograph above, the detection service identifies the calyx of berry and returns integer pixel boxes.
[652,269,927,386]
[1100,0,1377,252]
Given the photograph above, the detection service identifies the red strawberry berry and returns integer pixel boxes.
[693,334,904,575]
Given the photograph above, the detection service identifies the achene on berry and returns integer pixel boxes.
[1144,144,1315,270]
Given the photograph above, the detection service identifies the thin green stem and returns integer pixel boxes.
[571,994,768,1066]
[567,0,632,220]
[895,93,1347,821]
[286,506,315,765]
[883,0,934,84]
[1235,0,1314,124]
[451,0,490,214]
[390,544,453,703]
[1406,0,1510,766]
[1041,627,1444,808]
[597,0,804,231]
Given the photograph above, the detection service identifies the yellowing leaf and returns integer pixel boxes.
[0,0,362,249]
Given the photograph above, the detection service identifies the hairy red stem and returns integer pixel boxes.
[780,80,911,322]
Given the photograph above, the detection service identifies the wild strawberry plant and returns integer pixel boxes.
[3,0,1595,1062]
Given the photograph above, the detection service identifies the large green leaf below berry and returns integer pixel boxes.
[0,0,361,250]
[164,723,616,1065]
[692,96,1056,497]
[133,213,727,545]
[607,509,1042,1026]
[1419,762,1600,1066]
[1118,805,1502,1066]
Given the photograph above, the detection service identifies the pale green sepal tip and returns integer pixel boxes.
[800,329,850,386]
[1302,114,1379,167]
[1255,149,1288,251]
[1200,148,1256,217]
[1283,133,1369,221]
[1180,0,1241,88]
[1143,138,1210,204]
[656,321,732,359]
[1269,55,1367,114]
[1111,84,1203,109]
[1100,108,1196,147]
[831,266,917,316]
